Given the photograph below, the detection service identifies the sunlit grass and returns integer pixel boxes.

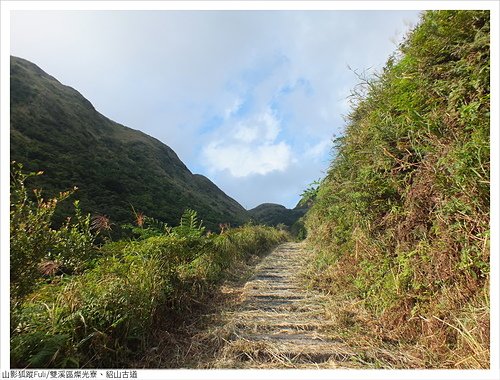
[305,10,490,368]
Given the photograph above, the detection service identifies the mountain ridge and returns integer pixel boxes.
[248,202,307,227]
[10,55,249,231]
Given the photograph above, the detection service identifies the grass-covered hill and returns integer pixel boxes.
[305,10,490,367]
[248,203,307,228]
[10,56,249,231]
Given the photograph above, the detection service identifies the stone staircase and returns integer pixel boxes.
[214,242,365,368]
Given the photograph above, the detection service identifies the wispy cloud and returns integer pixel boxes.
[203,108,292,177]
[203,140,292,178]
[224,98,243,119]
[304,139,332,161]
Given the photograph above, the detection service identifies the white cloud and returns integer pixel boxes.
[224,98,243,119]
[202,108,289,177]
[231,110,280,143]
[233,124,258,143]
[207,157,328,210]
[259,111,281,141]
[203,141,292,178]
[305,139,331,160]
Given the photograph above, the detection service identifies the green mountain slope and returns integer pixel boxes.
[10,56,250,231]
[248,203,306,227]
[305,11,489,367]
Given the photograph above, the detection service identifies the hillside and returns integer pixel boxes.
[305,10,490,367]
[10,56,250,231]
[248,203,306,228]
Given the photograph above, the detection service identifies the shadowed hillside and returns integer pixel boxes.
[248,203,307,228]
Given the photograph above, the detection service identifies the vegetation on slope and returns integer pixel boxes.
[10,164,289,368]
[305,10,490,368]
[248,203,307,229]
[10,56,249,232]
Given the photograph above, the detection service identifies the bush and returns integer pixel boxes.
[10,162,97,300]
[11,208,289,367]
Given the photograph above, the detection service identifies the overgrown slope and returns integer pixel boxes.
[305,10,489,368]
[10,56,250,231]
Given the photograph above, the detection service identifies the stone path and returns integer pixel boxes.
[212,242,366,368]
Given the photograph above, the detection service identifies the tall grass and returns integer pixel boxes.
[10,166,289,368]
[305,10,489,368]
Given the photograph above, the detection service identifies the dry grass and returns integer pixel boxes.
[131,251,263,368]
[302,290,425,369]
[133,242,485,370]
[303,241,490,369]
[180,243,425,369]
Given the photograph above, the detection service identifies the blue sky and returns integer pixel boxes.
[10,10,421,209]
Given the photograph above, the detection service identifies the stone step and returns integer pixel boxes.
[246,281,299,287]
[252,274,287,281]
[254,272,296,278]
[226,311,325,322]
[226,339,357,364]
[209,242,366,369]
[234,320,338,333]
[241,304,325,313]
[248,296,305,301]
[246,284,303,290]
[245,294,304,301]
[239,332,335,344]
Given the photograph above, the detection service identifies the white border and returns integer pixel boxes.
[1,1,499,379]
[489,0,500,375]
[0,0,11,370]
[0,0,497,11]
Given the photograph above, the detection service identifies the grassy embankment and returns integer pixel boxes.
[10,163,289,368]
[305,10,490,368]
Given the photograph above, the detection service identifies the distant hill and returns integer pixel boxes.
[10,56,250,231]
[248,203,307,228]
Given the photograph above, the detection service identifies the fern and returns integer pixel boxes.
[144,216,172,235]
[171,209,205,238]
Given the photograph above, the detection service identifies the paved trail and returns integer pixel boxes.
[210,242,367,368]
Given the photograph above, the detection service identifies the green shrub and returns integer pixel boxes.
[10,162,97,300]
[11,206,289,367]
